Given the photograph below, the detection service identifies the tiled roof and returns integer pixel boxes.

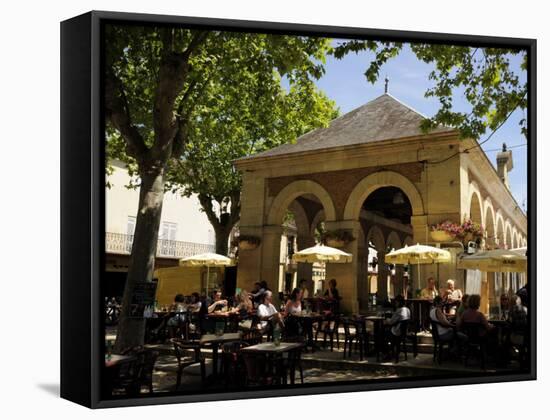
[238,93,455,161]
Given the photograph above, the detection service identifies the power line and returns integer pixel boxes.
[424,91,527,165]
[482,143,526,153]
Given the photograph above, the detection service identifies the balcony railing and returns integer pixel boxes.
[105,232,215,259]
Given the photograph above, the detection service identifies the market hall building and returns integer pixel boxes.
[233,93,527,313]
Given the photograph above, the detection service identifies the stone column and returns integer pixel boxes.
[236,226,263,295]
[410,215,429,244]
[296,234,316,295]
[377,251,389,302]
[356,240,368,310]
[324,220,361,314]
[260,225,283,297]
[236,172,267,295]
[394,265,405,297]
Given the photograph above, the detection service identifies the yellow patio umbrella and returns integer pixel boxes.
[457,249,526,273]
[385,244,452,296]
[292,244,353,263]
[179,252,234,294]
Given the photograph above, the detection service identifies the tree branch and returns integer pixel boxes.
[152,31,209,160]
[104,72,148,160]
[198,193,221,231]
[229,190,241,226]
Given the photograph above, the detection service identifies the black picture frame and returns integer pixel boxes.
[61,10,537,409]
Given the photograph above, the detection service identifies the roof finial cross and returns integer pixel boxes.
[384,76,389,94]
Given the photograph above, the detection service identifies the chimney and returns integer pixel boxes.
[496,143,513,189]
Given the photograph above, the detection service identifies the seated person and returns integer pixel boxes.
[420,277,438,300]
[516,283,529,308]
[324,278,341,312]
[430,296,456,342]
[249,282,266,307]
[299,278,310,299]
[257,291,284,331]
[187,292,202,312]
[508,295,528,327]
[386,295,411,337]
[231,290,253,315]
[207,290,228,313]
[455,293,470,321]
[500,294,511,320]
[284,288,303,316]
[442,279,463,302]
[154,294,187,337]
[442,279,463,314]
[507,295,528,347]
[457,294,494,337]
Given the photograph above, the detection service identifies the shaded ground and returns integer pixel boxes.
[106,326,525,395]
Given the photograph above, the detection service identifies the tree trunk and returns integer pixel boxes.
[214,224,231,256]
[114,168,165,352]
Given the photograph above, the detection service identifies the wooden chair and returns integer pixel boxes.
[430,321,453,364]
[242,353,273,387]
[284,337,306,384]
[133,348,159,394]
[171,338,205,388]
[390,320,409,363]
[462,322,487,369]
[221,341,248,389]
[315,313,340,351]
[342,318,368,360]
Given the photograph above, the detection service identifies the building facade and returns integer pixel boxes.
[234,94,527,313]
[104,160,216,296]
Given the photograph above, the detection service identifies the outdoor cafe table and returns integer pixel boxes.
[406,299,432,332]
[292,312,324,352]
[241,341,305,384]
[488,318,509,339]
[363,316,386,361]
[104,354,137,394]
[200,332,242,377]
[207,311,244,332]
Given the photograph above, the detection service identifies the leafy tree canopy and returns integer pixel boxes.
[333,41,528,140]
[106,25,338,253]
[106,26,338,186]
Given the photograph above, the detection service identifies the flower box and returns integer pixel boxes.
[322,229,355,247]
[326,238,347,248]
[430,230,455,242]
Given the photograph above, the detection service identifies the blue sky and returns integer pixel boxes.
[311,42,528,211]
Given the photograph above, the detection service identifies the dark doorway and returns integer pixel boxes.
[224,266,238,297]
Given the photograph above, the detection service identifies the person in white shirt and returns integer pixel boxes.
[299,278,309,299]
[386,295,411,337]
[207,290,228,313]
[284,288,303,316]
[420,277,438,300]
[257,290,284,330]
[443,279,463,302]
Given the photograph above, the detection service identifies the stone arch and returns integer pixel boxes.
[309,209,326,238]
[344,171,424,220]
[288,200,310,237]
[386,231,402,251]
[484,199,496,247]
[468,185,484,226]
[403,235,414,246]
[512,229,519,249]
[504,222,512,249]
[267,180,336,226]
[495,211,505,247]
[366,225,385,251]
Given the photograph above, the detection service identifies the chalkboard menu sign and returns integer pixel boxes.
[129,281,157,318]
